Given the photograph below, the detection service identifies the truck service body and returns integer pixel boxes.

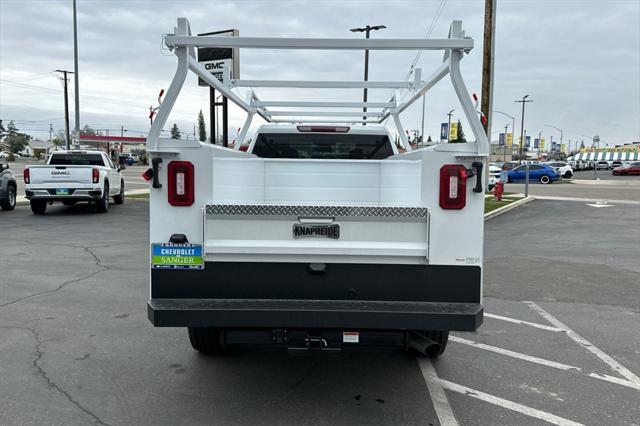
[24,150,124,214]
[147,18,489,356]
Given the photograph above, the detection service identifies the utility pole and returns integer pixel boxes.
[447,109,455,143]
[538,131,542,156]
[350,24,386,124]
[481,0,496,136]
[73,0,80,144]
[421,94,426,145]
[515,95,532,160]
[54,70,73,149]
[49,124,53,142]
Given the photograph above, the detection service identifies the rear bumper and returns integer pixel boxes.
[149,262,482,331]
[25,188,102,201]
[148,299,483,330]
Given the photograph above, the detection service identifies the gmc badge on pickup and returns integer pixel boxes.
[292,223,340,239]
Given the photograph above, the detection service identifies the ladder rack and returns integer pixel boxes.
[148,17,489,156]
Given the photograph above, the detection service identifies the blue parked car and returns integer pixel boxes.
[506,164,560,184]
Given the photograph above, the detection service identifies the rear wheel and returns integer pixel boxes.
[113,181,124,205]
[30,199,47,214]
[188,327,226,354]
[0,184,16,210]
[563,171,573,178]
[539,175,551,184]
[95,182,109,213]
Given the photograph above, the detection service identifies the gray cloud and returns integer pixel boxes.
[1,0,638,145]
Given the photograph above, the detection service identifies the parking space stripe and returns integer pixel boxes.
[484,312,566,333]
[435,378,585,426]
[525,301,640,386]
[417,358,459,426]
[450,336,640,390]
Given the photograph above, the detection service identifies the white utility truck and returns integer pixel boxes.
[146,18,489,357]
[24,150,124,214]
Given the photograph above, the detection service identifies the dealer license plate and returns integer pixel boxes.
[151,243,204,270]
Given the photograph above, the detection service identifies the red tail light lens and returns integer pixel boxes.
[23,168,30,184]
[167,161,194,206]
[92,168,99,183]
[439,164,467,210]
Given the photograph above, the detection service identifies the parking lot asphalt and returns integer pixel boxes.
[1,200,639,425]
[505,181,640,202]
[571,170,640,181]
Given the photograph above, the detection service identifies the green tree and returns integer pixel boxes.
[170,123,181,139]
[452,120,466,143]
[80,125,100,136]
[52,131,66,148]
[4,121,31,153]
[0,120,7,140]
[197,110,207,142]
[427,135,432,142]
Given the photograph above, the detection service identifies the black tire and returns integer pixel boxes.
[563,171,573,178]
[0,184,16,211]
[95,182,109,213]
[113,181,124,205]
[62,200,77,206]
[30,199,47,215]
[188,327,226,354]
[539,175,551,184]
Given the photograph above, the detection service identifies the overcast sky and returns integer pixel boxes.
[1,0,639,148]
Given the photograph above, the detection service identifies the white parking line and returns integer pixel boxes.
[435,378,584,426]
[525,301,640,386]
[450,336,640,390]
[484,312,566,333]
[417,358,459,426]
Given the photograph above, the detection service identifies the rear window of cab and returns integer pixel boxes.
[252,133,394,160]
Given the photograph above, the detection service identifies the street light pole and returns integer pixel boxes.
[351,25,386,125]
[447,109,455,143]
[515,95,532,160]
[545,124,563,159]
[493,110,515,159]
[503,123,510,161]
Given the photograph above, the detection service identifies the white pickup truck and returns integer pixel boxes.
[24,150,124,214]
[146,18,488,357]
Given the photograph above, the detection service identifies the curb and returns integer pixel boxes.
[484,196,534,220]
[15,189,150,206]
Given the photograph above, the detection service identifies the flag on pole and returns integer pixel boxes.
[440,123,448,140]
[499,133,505,146]
[506,133,513,147]
[449,122,458,141]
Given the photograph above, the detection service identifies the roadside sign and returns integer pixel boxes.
[506,133,513,147]
[499,133,505,146]
[197,29,240,87]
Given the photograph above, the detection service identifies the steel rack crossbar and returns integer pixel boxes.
[148,17,489,156]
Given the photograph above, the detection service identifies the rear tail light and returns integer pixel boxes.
[167,161,194,206]
[440,164,467,210]
[23,168,30,184]
[92,168,99,183]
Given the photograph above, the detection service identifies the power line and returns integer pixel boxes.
[404,0,447,81]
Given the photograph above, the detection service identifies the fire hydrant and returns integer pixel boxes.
[494,181,504,201]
